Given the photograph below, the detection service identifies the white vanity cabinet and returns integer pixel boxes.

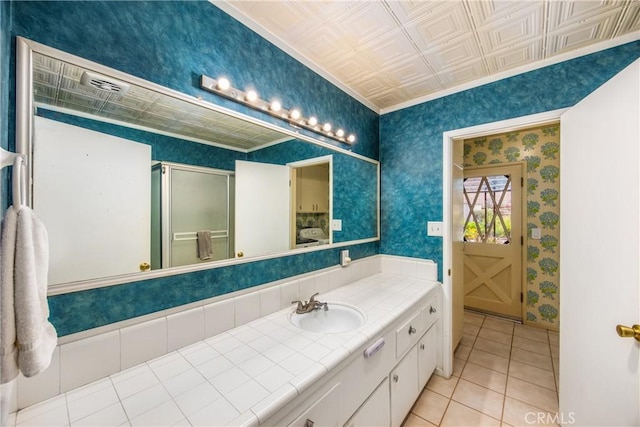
[268,287,441,427]
[390,346,420,427]
[288,383,342,427]
[345,378,390,427]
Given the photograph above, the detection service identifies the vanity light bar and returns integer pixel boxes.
[200,75,356,145]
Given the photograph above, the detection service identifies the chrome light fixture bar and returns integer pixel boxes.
[200,75,356,145]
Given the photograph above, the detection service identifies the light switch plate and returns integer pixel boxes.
[331,219,342,231]
[427,221,443,237]
[531,228,542,240]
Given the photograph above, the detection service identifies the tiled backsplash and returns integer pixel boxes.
[7,255,438,412]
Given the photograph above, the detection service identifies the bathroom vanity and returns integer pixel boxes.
[202,273,442,427]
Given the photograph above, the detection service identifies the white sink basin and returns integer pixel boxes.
[289,302,366,333]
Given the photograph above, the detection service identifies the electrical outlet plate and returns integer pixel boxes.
[332,219,342,231]
[427,221,443,237]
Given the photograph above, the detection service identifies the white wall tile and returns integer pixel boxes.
[327,269,341,291]
[416,260,438,280]
[315,272,330,295]
[167,307,205,352]
[204,299,235,338]
[120,318,167,370]
[279,281,299,309]
[234,293,261,327]
[60,330,120,392]
[17,347,60,409]
[259,286,281,317]
[297,276,316,300]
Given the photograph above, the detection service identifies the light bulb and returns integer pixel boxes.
[289,109,301,120]
[308,117,318,126]
[347,134,356,143]
[216,78,230,91]
[322,123,332,132]
[270,100,281,112]
[336,129,345,138]
[245,90,258,102]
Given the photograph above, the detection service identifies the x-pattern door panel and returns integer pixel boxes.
[463,164,522,319]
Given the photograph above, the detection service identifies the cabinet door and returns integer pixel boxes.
[345,378,390,427]
[390,346,419,427]
[418,325,438,390]
[297,164,329,212]
[288,382,342,427]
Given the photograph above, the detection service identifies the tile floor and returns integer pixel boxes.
[403,311,560,427]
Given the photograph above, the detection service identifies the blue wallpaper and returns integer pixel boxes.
[1,0,10,213]
[3,0,381,336]
[379,41,640,282]
[250,140,378,243]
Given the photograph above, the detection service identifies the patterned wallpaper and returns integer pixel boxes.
[464,124,560,330]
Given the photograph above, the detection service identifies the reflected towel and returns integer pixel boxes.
[0,206,57,384]
[197,230,213,260]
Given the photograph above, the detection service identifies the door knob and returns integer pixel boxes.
[237,251,244,258]
[139,262,150,271]
[616,324,640,342]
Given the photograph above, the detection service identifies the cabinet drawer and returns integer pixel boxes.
[421,296,439,332]
[395,311,422,358]
[288,382,342,427]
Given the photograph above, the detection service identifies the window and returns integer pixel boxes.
[463,175,512,244]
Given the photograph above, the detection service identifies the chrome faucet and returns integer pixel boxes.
[292,292,329,314]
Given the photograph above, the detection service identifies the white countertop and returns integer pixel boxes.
[196,272,440,426]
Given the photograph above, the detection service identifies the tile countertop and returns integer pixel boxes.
[12,273,441,427]
[202,272,440,426]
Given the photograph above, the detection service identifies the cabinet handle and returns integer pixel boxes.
[408,325,416,335]
[393,374,399,382]
[429,306,437,314]
[420,343,425,350]
[304,419,314,427]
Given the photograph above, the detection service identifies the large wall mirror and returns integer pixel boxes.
[16,37,380,294]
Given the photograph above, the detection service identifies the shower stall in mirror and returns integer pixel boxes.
[151,162,234,269]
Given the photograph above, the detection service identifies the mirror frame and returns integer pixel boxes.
[15,37,380,296]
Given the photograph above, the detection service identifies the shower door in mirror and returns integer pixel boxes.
[462,164,523,319]
[152,162,233,269]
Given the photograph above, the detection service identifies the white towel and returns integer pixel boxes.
[0,205,57,383]
[197,230,213,260]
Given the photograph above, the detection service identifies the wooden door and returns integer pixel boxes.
[463,164,523,318]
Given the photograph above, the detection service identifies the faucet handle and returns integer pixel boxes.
[291,300,304,309]
[308,292,320,303]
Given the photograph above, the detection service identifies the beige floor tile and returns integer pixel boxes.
[506,377,559,414]
[473,337,511,359]
[440,401,500,427]
[463,312,485,326]
[463,323,481,337]
[514,325,549,343]
[454,344,472,361]
[512,336,550,356]
[411,389,450,426]
[403,413,437,427]
[549,345,559,359]
[502,397,559,426]
[461,362,507,393]
[510,348,553,372]
[460,334,476,348]
[453,358,466,377]
[451,379,504,420]
[547,331,559,347]
[427,374,459,398]
[482,318,515,335]
[508,360,556,391]
[479,328,513,345]
[467,349,510,374]
[552,355,559,373]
